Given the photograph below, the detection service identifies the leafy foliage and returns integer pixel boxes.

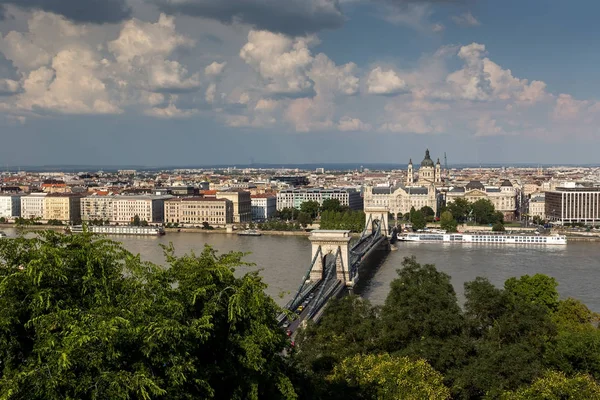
[410,210,427,231]
[0,231,296,399]
[319,210,365,232]
[300,201,320,219]
[440,211,458,232]
[328,353,451,400]
[499,371,600,400]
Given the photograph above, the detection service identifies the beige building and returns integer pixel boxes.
[81,195,114,222]
[164,197,233,227]
[364,184,439,219]
[21,193,47,220]
[43,194,82,224]
[529,194,546,220]
[446,180,518,221]
[215,190,252,223]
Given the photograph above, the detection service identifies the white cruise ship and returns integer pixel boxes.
[70,225,165,236]
[398,232,567,245]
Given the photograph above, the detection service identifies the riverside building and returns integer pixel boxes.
[251,194,276,221]
[276,188,363,211]
[43,194,82,224]
[21,193,47,220]
[0,194,22,219]
[164,197,233,227]
[545,187,600,225]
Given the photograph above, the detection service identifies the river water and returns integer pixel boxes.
[4,228,600,311]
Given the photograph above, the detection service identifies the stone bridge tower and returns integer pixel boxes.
[308,230,351,283]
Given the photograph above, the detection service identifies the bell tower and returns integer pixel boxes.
[435,158,441,184]
[406,159,414,186]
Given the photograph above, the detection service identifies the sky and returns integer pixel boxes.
[0,0,599,167]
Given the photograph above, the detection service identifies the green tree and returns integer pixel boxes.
[0,217,6,223]
[300,201,321,219]
[499,371,600,400]
[295,296,379,376]
[277,207,299,221]
[379,257,464,372]
[440,211,458,233]
[447,198,471,223]
[321,199,342,213]
[420,206,435,218]
[132,214,141,226]
[492,222,506,231]
[297,212,312,228]
[471,198,496,224]
[0,232,296,399]
[505,274,560,312]
[411,210,426,231]
[328,353,451,400]
[140,220,149,227]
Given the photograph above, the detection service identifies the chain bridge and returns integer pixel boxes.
[279,207,396,335]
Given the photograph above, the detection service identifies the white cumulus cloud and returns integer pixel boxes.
[367,67,408,95]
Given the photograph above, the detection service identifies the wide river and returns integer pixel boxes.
[4,229,600,311]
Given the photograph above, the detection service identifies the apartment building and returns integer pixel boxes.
[164,197,233,227]
[0,194,22,219]
[112,195,171,224]
[215,190,252,223]
[81,195,115,222]
[276,188,363,211]
[446,180,518,221]
[546,187,600,224]
[251,194,276,221]
[21,193,47,220]
[528,194,546,220]
[43,194,82,224]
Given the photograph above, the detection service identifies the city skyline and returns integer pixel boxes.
[1,1,600,165]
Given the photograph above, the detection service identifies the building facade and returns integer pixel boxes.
[545,187,600,225]
[21,193,47,220]
[81,195,115,222]
[445,180,518,221]
[528,194,546,221]
[112,195,170,224]
[0,194,22,219]
[363,184,439,218]
[43,194,82,223]
[276,188,363,211]
[215,190,252,223]
[164,197,233,227]
[251,194,277,221]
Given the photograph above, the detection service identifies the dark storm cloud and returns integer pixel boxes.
[150,0,345,36]
[0,0,131,24]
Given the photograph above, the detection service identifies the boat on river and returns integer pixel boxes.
[70,225,165,236]
[0,231,6,238]
[398,232,567,245]
[237,229,262,237]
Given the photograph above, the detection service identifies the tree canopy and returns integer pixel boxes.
[0,231,295,399]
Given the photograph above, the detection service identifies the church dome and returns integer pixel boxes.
[420,149,434,167]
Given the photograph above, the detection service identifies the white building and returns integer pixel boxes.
[251,194,277,221]
[21,193,47,220]
[546,187,600,225]
[81,195,171,224]
[112,195,171,224]
[276,188,363,211]
[0,194,22,219]
[529,194,546,220]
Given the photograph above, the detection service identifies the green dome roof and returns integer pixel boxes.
[421,149,434,167]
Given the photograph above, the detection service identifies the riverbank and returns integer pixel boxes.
[164,227,312,236]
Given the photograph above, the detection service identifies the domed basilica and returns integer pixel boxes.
[406,149,442,187]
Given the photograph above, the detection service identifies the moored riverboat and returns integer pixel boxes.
[237,229,262,237]
[70,225,165,236]
[398,232,567,245]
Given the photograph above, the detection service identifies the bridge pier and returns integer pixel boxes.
[364,207,389,237]
[308,230,351,283]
